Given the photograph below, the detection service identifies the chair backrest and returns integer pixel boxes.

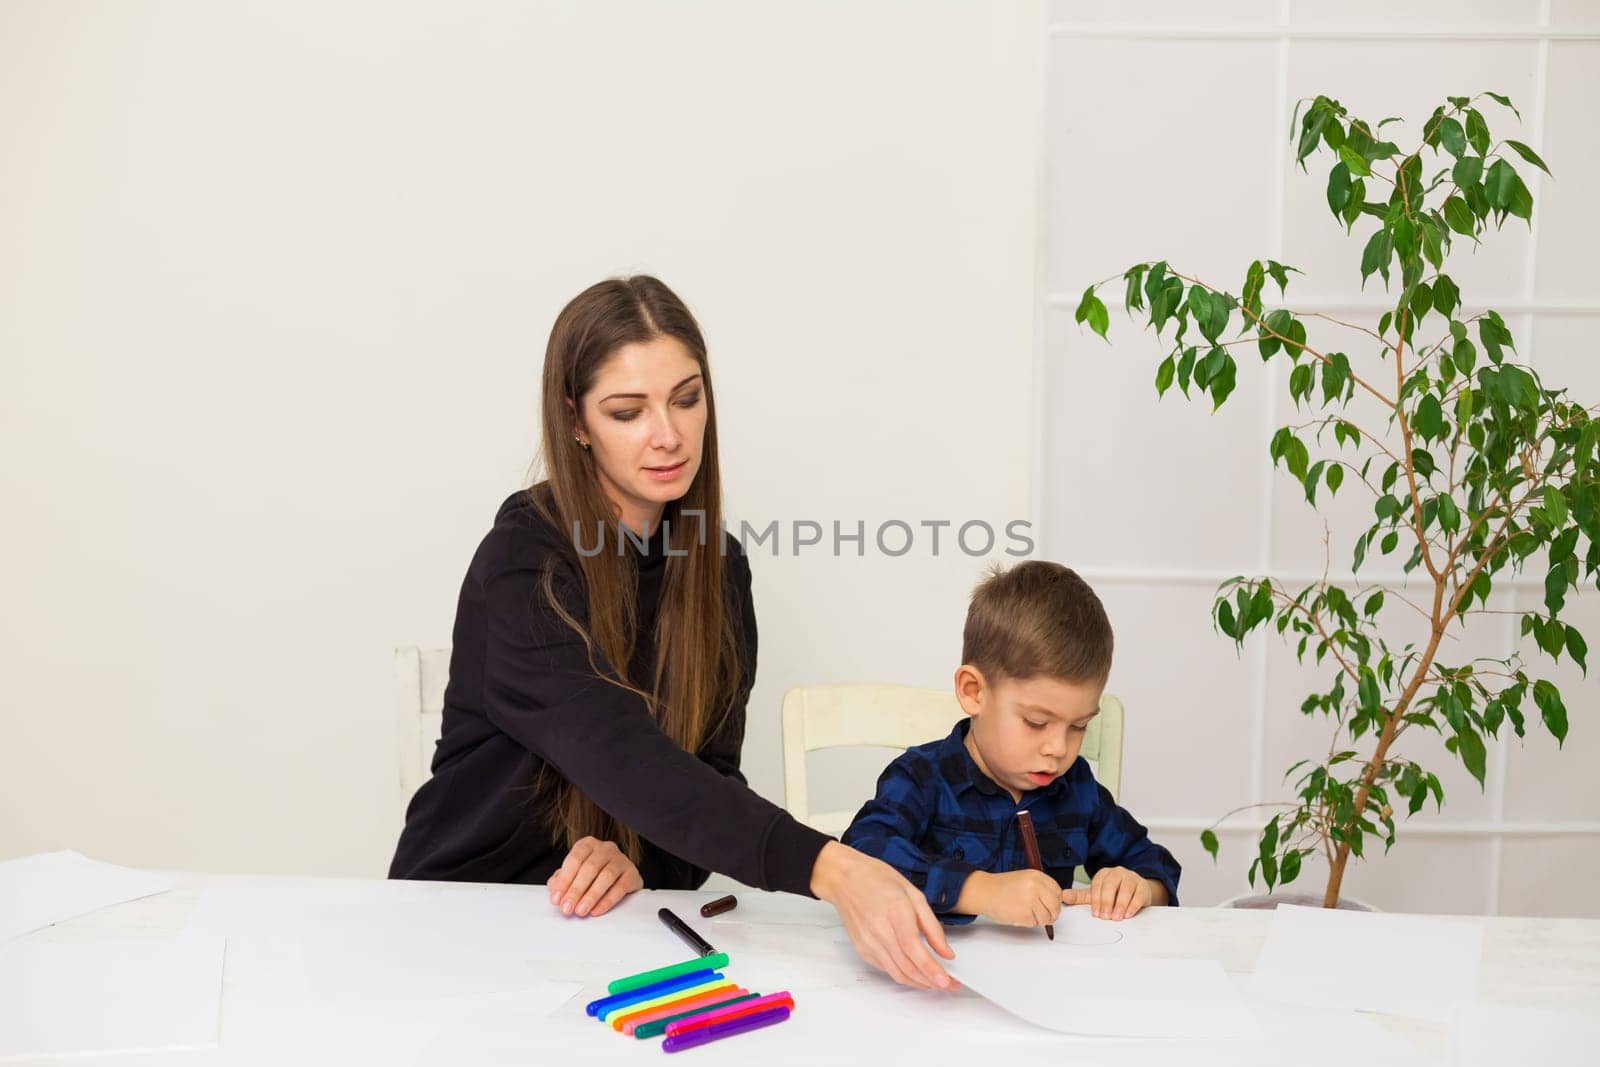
[780,683,1125,838]
[394,646,450,805]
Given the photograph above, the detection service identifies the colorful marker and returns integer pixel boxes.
[613,985,749,1033]
[607,952,730,995]
[585,968,720,1017]
[632,992,761,1039]
[600,978,734,1023]
[662,1005,792,1053]
[664,991,795,1037]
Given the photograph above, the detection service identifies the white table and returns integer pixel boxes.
[14,871,1600,1065]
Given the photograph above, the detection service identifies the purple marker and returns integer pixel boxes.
[661,1005,792,1053]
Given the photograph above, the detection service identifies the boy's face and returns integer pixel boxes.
[954,666,1103,801]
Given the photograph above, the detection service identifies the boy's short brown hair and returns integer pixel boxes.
[961,560,1113,685]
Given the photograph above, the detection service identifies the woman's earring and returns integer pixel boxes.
[574,436,589,450]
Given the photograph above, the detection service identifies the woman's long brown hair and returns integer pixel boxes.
[528,275,740,862]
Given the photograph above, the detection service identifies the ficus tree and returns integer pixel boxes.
[1074,92,1598,907]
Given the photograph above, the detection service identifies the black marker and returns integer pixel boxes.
[658,906,717,957]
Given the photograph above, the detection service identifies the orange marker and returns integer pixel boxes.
[619,986,750,1035]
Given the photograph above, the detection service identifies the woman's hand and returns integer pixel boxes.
[810,841,957,991]
[547,836,644,918]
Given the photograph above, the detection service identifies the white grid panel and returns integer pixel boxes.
[1038,1,1600,914]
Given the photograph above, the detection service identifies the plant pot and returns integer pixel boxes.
[1218,891,1378,911]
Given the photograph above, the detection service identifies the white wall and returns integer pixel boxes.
[0,1,1039,875]
[7,0,1594,920]
[1041,1,1600,915]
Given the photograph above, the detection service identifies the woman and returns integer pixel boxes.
[390,276,954,990]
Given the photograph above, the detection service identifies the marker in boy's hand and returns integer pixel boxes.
[1060,865,1166,921]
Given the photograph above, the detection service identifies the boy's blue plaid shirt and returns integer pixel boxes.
[842,719,1181,923]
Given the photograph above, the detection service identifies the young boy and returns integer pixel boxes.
[843,561,1179,927]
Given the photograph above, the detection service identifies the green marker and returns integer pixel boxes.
[608,952,732,995]
[634,992,762,1039]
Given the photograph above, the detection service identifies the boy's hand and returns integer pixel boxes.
[547,836,644,918]
[1061,866,1155,921]
[969,870,1066,928]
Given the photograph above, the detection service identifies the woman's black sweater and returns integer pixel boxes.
[389,487,830,894]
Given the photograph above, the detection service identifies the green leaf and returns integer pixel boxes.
[1415,394,1443,440]
[1437,493,1460,533]
[1486,158,1518,210]
[1265,260,1293,294]
[1358,670,1381,715]
[1261,815,1279,856]
[1567,628,1589,674]
[1209,351,1238,409]
[1280,849,1302,885]
[1545,565,1569,615]
[1432,275,1459,318]
[1327,161,1352,216]
[1289,363,1313,406]
[1186,285,1211,334]
[1534,679,1568,745]
[1200,829,1219,860]
[1076,286,1110,339]
[1438,116,1467,158]
[1545,486,1569,528]
[1454,337,1477,374]
[1451,156,1483,187]
[1304,459,1327,504]
[1321,351,1352,404]
[1326,463,1344,495]
[1443,195,1476,237]
[1484,92,1520,118]
[1508,175,1533,222]
[1360,227,1394,286]
[1154,354,1175,397]
[1124,265,1147,311]
[1465,108,1490,156]
[1338,144,1372,177]
[1504,139,1551,176]
[1457,728,1487,787]
[1284,435,1309,480]
[1176,346,1197,394]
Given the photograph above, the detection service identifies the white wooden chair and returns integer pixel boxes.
[394,646,450,808]
[780,683,1125,884]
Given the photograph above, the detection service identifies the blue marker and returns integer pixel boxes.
[585,968,721,1018]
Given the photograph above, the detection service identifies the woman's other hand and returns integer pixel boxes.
[547,836,644,917]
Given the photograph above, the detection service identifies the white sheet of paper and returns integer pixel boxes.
[0,919,224,1059]
[945,923,1259,1039]
[0,850,174,943]
[197,882,732,1024]
[1251,904,1482,1022]
[1449,1003,1600,1066]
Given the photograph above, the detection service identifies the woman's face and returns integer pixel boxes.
[573,335,707,534]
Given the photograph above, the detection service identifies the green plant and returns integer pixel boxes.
[1074,92,1598,907]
